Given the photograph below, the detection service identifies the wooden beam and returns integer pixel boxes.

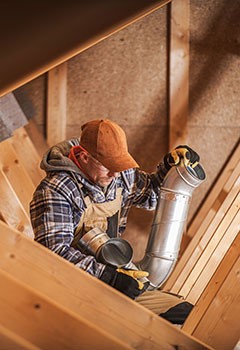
[183,233,240,334]
[10,127,45,186]
[0,172,33,238]
[0,221,212,350]
[164,162,240,293]
[168,0,190,149]
[0,139,35,213]
[187,256,240,350]
[168,187,240,297]
[182,203,240,303]
[0,270,129,350]
[47,63,67,146]
[188,142,240,238]
[0,323,41,350]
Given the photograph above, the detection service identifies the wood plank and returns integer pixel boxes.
[183,233,240,334]
[0,323,41,350]
[185,210,240,304]
[190,257,240,350]
[0,221,212,350]
[188,142,240,238]
[0,270,129,350]
[47,63,67,146]
[0,172,33,238]
[179,194,240,301]
[10,127,45,186]
[0,93,28,142]
[0,139,35,213]
[164,173,240,293]
[191,162,240,246]
[169,0,190,148]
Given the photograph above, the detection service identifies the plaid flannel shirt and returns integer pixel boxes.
[30,141,168,280]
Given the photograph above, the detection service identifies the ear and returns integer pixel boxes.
[78,151,89,165]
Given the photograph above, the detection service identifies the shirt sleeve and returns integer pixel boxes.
[30,187,105,279]
[122,161,169,211]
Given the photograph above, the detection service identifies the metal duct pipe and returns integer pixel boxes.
[136,161,206,289]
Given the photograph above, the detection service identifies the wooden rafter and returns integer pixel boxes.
[10,127,45,186]
[164,144,240,293]
[188,142,240,238]
[47,63,67,146]
[0,171,33,238]
[168,0,190,149]
[183,234,240,350]
[0,221,212,350]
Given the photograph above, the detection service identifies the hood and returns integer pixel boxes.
[40,140,82,175]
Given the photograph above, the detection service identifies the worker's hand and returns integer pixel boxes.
[112,268,149,299]
[116,268,149,291]
[100,265,149,299]
[164,145,200,169]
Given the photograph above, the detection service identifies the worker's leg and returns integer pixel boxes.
[136,290,193,325]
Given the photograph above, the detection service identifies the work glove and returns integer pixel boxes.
[164,145,200,170]
[100,265,149,299]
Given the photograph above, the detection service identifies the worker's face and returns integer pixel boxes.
[79,151,119,187]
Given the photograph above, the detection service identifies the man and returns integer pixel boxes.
[30,119,199,324]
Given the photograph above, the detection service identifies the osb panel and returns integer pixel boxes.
[66,8,168,129]
[13,75,46,134]
[0,93,28,141]
[187,126,240,220]
[188,0,240,221]
[189,0,240,126]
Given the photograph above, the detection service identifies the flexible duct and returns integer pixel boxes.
[136,161,206,290]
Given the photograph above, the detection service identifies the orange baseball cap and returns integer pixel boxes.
[80,119,139,172]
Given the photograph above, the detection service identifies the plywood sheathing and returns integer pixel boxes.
[14,76,47,137]
[188,0,240,221]
[0,93,28,142]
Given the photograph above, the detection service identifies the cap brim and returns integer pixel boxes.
[98,153,139,172]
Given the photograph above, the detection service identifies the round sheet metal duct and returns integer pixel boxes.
[136,162,206,289]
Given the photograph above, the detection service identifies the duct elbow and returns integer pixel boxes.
[137,255,177,290]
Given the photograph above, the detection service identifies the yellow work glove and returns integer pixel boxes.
[164,145,200,169]
[116,268,149,290]
[100,265,149,299]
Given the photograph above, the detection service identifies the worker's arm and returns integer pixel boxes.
[119,145,200,218]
